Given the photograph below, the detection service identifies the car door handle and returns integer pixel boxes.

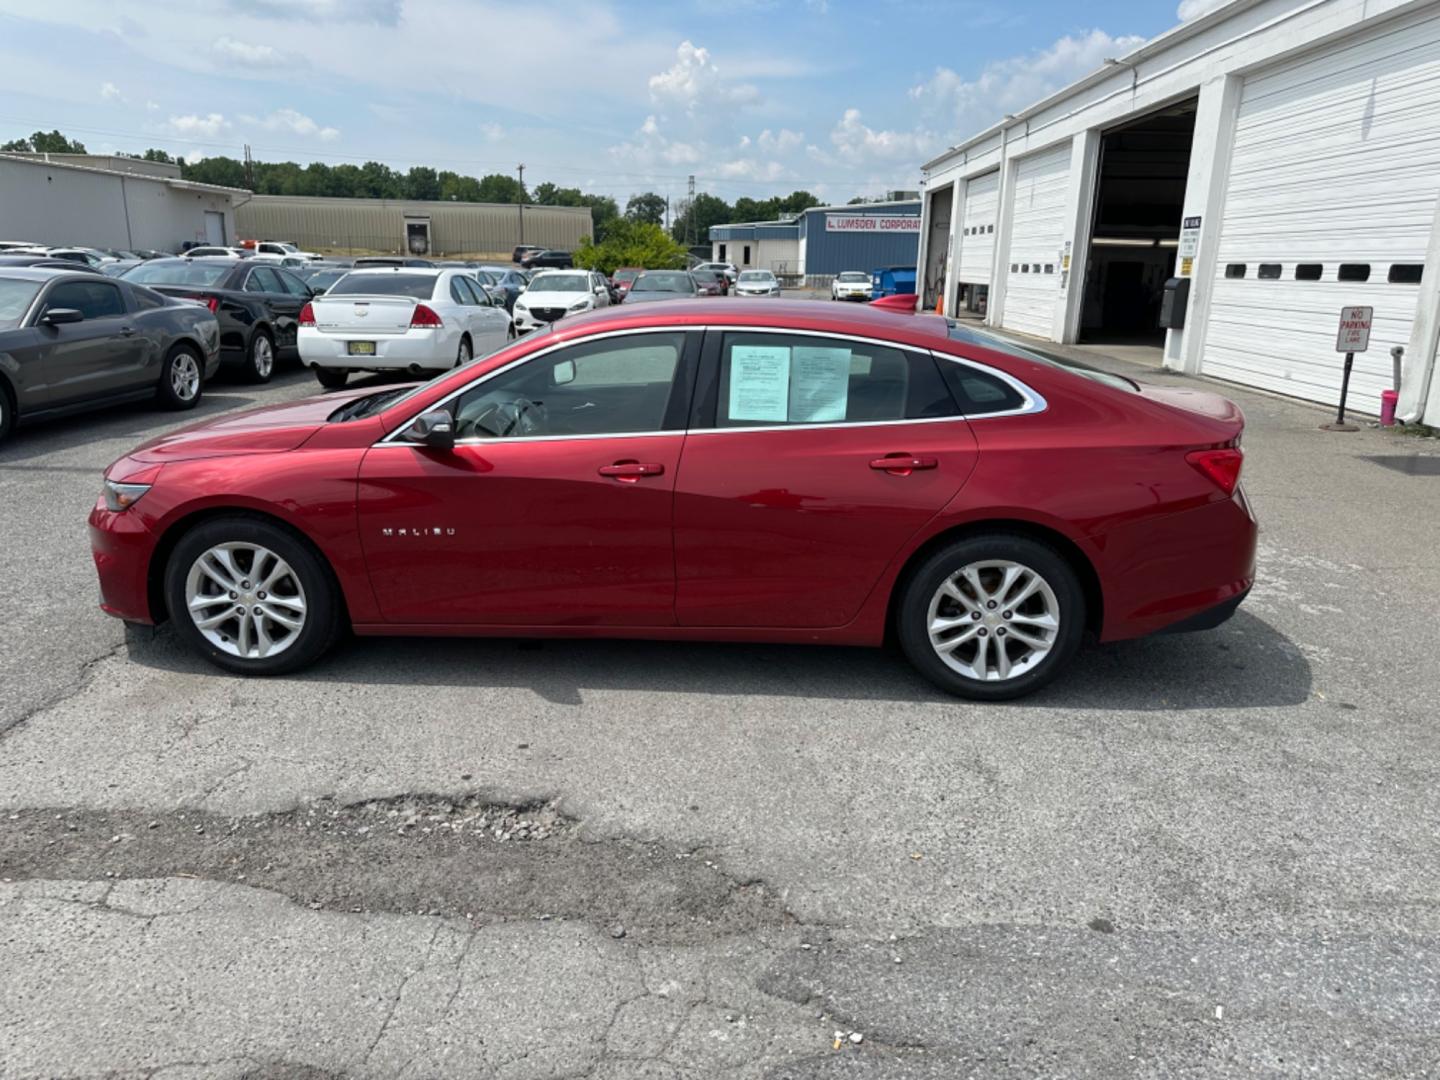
[869,454,938,475]
[598,462,665,482]
[119,326,136,336]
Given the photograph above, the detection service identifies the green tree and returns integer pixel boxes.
[574,220,688,275]
[625,192,666,226]
[476,173,527,203]
[180,155,248,189]
[357,160,402,198]
[403,165,441,201]
[670,192,732,244]
[1,129,87,153]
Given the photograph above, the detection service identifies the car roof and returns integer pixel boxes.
[347,266,443,275]
[151,256,246,267]
[549,299,951,343]
[0,266,100,280]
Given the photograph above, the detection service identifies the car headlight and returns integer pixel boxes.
[515,301,529,312]
[104,478,152,512]
[568,299,591,312]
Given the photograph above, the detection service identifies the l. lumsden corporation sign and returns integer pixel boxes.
[824,214,922,233]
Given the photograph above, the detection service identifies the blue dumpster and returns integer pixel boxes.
[870,266,917,300]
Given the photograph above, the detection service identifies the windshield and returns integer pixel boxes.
[635,272,692,292]
[327,273,438,299]
[738,271,773,282]
[305,270,348,289]
[947,322,1139,393]
[0,278,41,329]
[838,272,869,282]
[123,261,231,286]
[528,274,588,293]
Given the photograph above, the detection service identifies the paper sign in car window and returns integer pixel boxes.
[728,345,790,421]
[789,346,851,422]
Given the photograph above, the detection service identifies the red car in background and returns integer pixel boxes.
[90,301,1255,700]
[611,267,643,298]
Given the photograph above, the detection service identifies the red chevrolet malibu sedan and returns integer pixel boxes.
[90,301,1255,700]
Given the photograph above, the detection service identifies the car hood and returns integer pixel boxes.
[124,388,375,463]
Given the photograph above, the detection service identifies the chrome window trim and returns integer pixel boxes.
[372,323,1046,448]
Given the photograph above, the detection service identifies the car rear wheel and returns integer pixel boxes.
[245,330,275,384]
[156,344,204,410]
[165,517,342,676]
[897,534,1085,701]
[313,366,349,389]
[455,335,472,368]
[0,381,14,444]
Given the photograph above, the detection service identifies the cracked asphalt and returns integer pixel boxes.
[3,341,1440,1079]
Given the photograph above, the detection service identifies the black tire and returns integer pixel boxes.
[455,334,472,368]
[245,328,276,384]
[314,366,349,389]
[164,516,343,676]
[896,533,1086,701]
[0,380,14,444]
[155,343,204,411]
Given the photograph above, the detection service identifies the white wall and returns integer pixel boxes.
[0,158,236,252]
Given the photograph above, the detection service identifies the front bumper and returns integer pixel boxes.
[299,326,452,371]
[89,498,159,624]
[734,288,779,297]
[514,306,587,332]
[833,287,870,300]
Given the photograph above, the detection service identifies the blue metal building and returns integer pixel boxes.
[709,200,921,285]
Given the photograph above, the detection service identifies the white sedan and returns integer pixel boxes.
[299,268,513,388]
[512,269,611,334]
[734,269,780,297]
[831,270,873,301]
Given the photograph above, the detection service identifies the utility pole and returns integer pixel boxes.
[687,174,696,247]
[664,194,670,233]
[243,143,254,190]
[516,163,525,247]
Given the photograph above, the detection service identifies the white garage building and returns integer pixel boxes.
[917,0,1440,424]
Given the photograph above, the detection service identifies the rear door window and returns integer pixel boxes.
[709,333,954,427]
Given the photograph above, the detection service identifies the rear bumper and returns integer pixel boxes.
[1097,491,1258,642]
[299,326,453,371]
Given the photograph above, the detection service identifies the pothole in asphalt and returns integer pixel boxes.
[1,794,792,944]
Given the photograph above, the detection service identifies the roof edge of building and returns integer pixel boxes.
[0,152,248,194]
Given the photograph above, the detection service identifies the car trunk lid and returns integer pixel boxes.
[310,294,418,336]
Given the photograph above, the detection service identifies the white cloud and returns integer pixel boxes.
[1177,0,1229,19]
[909,29,1147,140]
[609,114,703,167]
[167,113,230,138]
[756,128,803,154]
[829,108,938,165]
[212,35,290,67]
[183,149,208,165]
[145,100,159,112]
[716,158,788,181]
[241,108,340,140]
[648,40,759,114]
[480,122,505,143]
[99,81,122,101]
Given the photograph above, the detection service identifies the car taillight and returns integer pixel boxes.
[298,302,315,327]
[410,303,443,328]
[1186,447,1243,495]
[189,295,219,313]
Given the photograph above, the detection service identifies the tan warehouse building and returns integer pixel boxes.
[236,195,592,258]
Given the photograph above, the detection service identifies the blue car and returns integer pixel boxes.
[477,265,528,312]
[870,266,917,300]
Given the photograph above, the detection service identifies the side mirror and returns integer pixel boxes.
[40,308,84,326]
[594,285,606,295]
[401,410,456,450]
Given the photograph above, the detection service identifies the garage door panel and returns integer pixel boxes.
[1001,144,1070,339]
[1202,7,1440,414]
[957,171,998,285]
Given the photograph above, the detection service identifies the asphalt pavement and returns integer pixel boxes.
[3,324,1440,1079]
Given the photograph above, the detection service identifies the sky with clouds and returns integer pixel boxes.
[0,0,1223,207]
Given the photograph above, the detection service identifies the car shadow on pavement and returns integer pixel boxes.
[124,609,1311,711]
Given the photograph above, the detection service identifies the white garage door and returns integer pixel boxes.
[1203,6,1440,413]
[1001,143,1071,339]
[957,170,999,285]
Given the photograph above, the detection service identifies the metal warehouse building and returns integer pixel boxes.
[918,0,1440,424]
[710,200,920,284]
[0,153,246,251]
[235,195,592,258]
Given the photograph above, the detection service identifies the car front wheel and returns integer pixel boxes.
[896,534,1085,701]
[164,516,343,675]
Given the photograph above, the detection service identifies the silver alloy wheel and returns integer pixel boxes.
[171,351,201,401]
[926,559,1060,682]
[252,335,274,378]
[184,542,307,660]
